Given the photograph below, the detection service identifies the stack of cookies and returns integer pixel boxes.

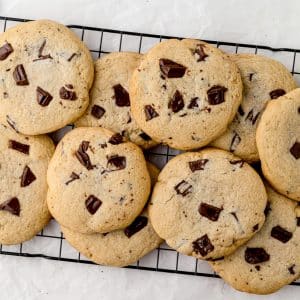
[0,20,299,295]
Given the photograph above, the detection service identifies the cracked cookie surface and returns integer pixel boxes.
[149,148,267,260]
[47,127,151,234]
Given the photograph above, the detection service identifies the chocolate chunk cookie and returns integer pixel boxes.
[0,123,54,244]
[0,20,94,135]
[62,162,163,267]
[47,127,151,234]
[75,52,158,149]
[256,88,300,201]
[212,54,297,161]
[149,148,267,260]
[130,39,243,150]
[210,185,300,294]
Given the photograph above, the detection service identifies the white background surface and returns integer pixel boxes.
[1,0,300,299]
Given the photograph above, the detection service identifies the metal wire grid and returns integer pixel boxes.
[0,15,300,286]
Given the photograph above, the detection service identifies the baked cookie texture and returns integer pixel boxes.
[256,88,300,201]
[212,54,297,162]
[0,123,54,244]
[130,39,243,150]
[210,185,300,295]
[149,148,267,260]
[47,127,151,234]
[75,52,158,149]
[62,162,163,267]
[0,19,94,135]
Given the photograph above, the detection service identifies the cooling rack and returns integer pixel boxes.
[0,15,299,287]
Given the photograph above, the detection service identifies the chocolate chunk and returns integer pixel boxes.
[33,40,52,61]
[264,201,271,217]
[270,89,286,99]
[297,217,300,226]
[59,87,77,100]
[249,73,254,81]
[245,247,270,264]
[238,105,245,116]
[188,97,199,109]
[139,132,152,141]
[298,107,300,114]
[193,44,208,62]
[255,265,260,271]
[100,143,107,149]
[199,203,223,221]
[113,84,130,107]
[91,105,105,119]
[245,109,260,125]
[0,197,20,216]
[75,141,94,170]
[0,42,13,60]
[144,105,159,121]
[189,159,208,172]
[67,53,77,62]
[65,84,74,89]
[6,115,18,133]
[207,85,228,105]
[36,87,53,107]
[290,142,300,159]
[124,216,148,238]
[65,172,80,185]
[229,132,241,152]
[159,58,187,78]
[168,90,184,113]
[271,225,293,243]
[231,212,239,222]
[174,180,192,196]
[108,133,123,145]
[85,195,102,215]
[229,159,244,168]
[192,234,214,257]
[252,224,259,232]
[288,264,296,275]
[20,165,36,187]
[8,140,30,154]
[107,155,126,171]
[13,64,29,86]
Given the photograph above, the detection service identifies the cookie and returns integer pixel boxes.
[47,127,151,234]
[210,185,300,294]
[61,162,162,267]
[256,88,300,201]
[75,52,157,149]
[0,123,54,244]
[0,19,94,135]
[149,148,267,260]
[211,54,297,161]
[129,39,243,150]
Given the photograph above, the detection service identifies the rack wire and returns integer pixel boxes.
[0,15,299,287]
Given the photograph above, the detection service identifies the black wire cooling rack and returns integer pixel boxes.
[0,15,300,287]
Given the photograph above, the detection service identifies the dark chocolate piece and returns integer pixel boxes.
[107,155,126,171]
[245,247,270,264]
[0,42,13,60]
[139,132,152,141]
[168,90,184,113]
[113,84,130,107]
[144,105,159,121]
[207,85,228,105]
[124,216,148,238]
[193,44,208,62]
[13,64,29,86]
[238,105,245,116]
[199,203,223,221]
[269,89,286,99]
[85,195,102,214]
[8,140,30,154]
[229,159,244,168]
[67,53,77,62]
[91,105,105,119]
[229,132,241,152]
[20,165,36,187]
[59,87,77,100]
[252,224,259,232]
[288,264,296,275]
[159,58,187,78]
[290,142,300,159]
[65,172,80,185]
[188,97,199,109]
[75,141,94,170]
[264,201,271,217]
[0,197,20,216]
[192,234,214,257]
[36,87,53,107]
[189,159,208,172]
[271,225,293,243]
[174,180,192,196]
[33,40,53,61]
[108,133,123,145]
[245,109,260,125]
